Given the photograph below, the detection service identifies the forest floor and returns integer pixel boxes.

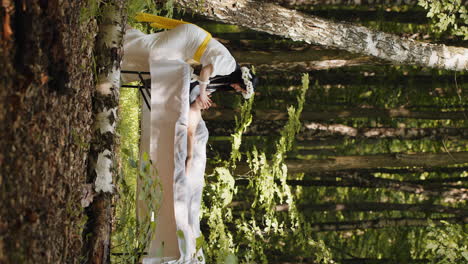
[0,2,98,263]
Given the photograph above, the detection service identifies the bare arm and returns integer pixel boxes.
[185,100,202,176]
[197,64,213,109]
[186,64,213,175]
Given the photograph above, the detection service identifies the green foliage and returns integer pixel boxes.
[80,0,101,23]
[418,0,468,39]
[423,221,468,263]
[112,88,161,263]
[111,0,176,260]
[127,0,156,20]
[204,74,335,263]
[231,96,255,165]
[203,96,254,262]
[127,0,174,35]
[127,0,173,23]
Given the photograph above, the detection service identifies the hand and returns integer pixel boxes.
[197,91,212,110]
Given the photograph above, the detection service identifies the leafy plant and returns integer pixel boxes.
[423,221,468,264]
[112,88,161,263]
[418,0,468,39]
[202,96,254,263]
[204,74,335,263]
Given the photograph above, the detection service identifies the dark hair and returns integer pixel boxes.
[190,64,258,93]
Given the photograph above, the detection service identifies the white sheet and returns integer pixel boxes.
[139,59,207,264]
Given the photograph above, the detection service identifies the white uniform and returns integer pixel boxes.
[121,24,236,83]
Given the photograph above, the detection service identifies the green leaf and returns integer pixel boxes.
[142,151,149,162]
[196,235,205,251]
[224,253,238,264]
[128,158,137,168]
[176,229,185,240]
[121,148,131,156]
[359,90,373,98]
[461,251,468,261]
[426,241,438,251]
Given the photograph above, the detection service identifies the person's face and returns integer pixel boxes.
[230,83,246,93]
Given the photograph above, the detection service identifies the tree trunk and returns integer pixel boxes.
[235,175,467,200]
[297,9,429,25]
[230,152,468,174]
[300,166,468,175]
[206,120,468,140]
[299,202,467,215]
[302,122,468,139]
[340,258,429,264]
[285,177,467,189]
[230,201,467,215]
[0,1,97,263]
[176,0,468,71]
[203,108,467,121]
[252,57,389,72]
[272,258,428,264]
[275,0,421,6]
[259,69,467,85]
[83,1,126,264]
[231,48,360,64]
[309,216,468,232]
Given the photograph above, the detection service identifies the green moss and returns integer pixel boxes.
[79,0,101,24]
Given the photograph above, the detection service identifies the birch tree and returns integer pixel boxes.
[206,120,468,140]
[204,108,468,121]
[176,0,468,71]
[84,1,126,263]
[275,0,421,6]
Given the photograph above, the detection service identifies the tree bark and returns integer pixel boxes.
[0,1,97,263]
[258,68,468,85]
[300,166,468,175]
[285,177,467,189]
[309,216,468,232]
[235,175,467,200]
[231,48,360,64]
[296,9,429,24]
[339,258,428,264]
[230,152,468,174]
[83,1,126,264]
[273,260,428,264]
[230,201,467,215]
[203,108,467,121]
[251,57,389,72]
[272,258,428,264]
[176,0,468,71]
[299,202,467,215]
[275,0,421,6]
[206,120,468,140]
[302,122,468,139]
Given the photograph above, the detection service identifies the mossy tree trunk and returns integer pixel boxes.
[0,0,97,263]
